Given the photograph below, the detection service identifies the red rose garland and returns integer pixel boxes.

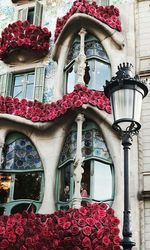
[0,203,121,249]
[0,84,111,122]
[54,0,122,42]
[0,20,51,60]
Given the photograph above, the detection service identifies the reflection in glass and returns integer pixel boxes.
[0,174,11,204]
[14,172,42,200]
[88,60,111,90]
[59,163,70,202]
[93,161,112,201]
[27,8,34,24]
[0,207,5,215]
[13,72,34,100]
[11,203,36,214]
[66,64,77,93]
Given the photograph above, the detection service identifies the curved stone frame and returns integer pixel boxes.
[56,116,115,210]
[52,13,125,99]
[0,130,45,215]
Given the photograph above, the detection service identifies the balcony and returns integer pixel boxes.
[0,20,51,65]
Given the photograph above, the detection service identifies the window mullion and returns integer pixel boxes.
[9,173,15,202]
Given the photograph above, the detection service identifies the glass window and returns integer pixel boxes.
[0,133,44,215]
[65,34,111,93]
[13,72,34,100]
[56,120,114,209]
[92,161,113,201]
[27,7,34,24]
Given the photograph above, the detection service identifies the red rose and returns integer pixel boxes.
[82,237,91,248]
[83,226,92,236]
[110,217,120,227]
[71,225,80,235]
[97,229,104,239]
[20,246,27,250]
[15,226,24,236]
[0,226,5,235]
[86,218,95,227]
[62,221,71,229]
[102,235,111,247]
[25,237,33,246]
[79,206,87,216]
[0,239,9,248]
[78,218,87,227]
[113,235,121,245]
[95,247,105,250]
[74,100,83,108]
[8,232,17,243]
[113,246,121,250]
[73,247,82,250]
[111,227,120,235]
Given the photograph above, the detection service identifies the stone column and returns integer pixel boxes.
[72,113,85,209]
[76,28,87,85]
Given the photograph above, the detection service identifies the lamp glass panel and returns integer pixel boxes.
[111,88,135,131]
[134,90,143,123]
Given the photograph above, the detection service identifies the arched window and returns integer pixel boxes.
[0,133,44,215]
[65,34,111,93]
[56,120,114,210]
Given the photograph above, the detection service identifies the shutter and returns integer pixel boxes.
[34,67,45,102]
[33,0,43,26]
[0,73,12,97]
[18,8,28,22]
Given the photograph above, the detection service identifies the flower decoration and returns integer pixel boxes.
[0,20,51,61]
[0,84,111,123]
[54,0,122,42]
[0,203,121,249]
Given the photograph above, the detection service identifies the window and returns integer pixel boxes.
[56,120,114,210]
[12,72,34,100]
[0,133,44,215]
[65,34,111,93]
[17,0,43,26]
[0,67,45,102]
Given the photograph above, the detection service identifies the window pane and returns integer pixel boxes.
[14,75,24,86]
[0,174,11,204]
[0,207,5,215]
[59,129,77,165]
[14,172,42,200]
[93,161,113,201]
[67,64,77,93]
[27,8,34,24]
[26,84,34,100]
[88,60,111,90]
[81,161,90,197]
[13,86,23,99]
[59,164,71,202]
[4,138,42,170]
[27,73,34,84]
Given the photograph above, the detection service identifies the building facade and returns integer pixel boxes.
[0,0,149,249]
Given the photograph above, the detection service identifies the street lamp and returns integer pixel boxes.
[104,63,148,250]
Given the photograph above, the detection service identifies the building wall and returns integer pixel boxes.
[0,0,149,249]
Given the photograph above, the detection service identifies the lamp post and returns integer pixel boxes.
[104,63,148,250]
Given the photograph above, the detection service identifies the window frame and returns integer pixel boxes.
[56,121,115,210]
[0,133,44,215]
[12,71,35,100]
[64,34,111,93]
[16,0,43,26]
